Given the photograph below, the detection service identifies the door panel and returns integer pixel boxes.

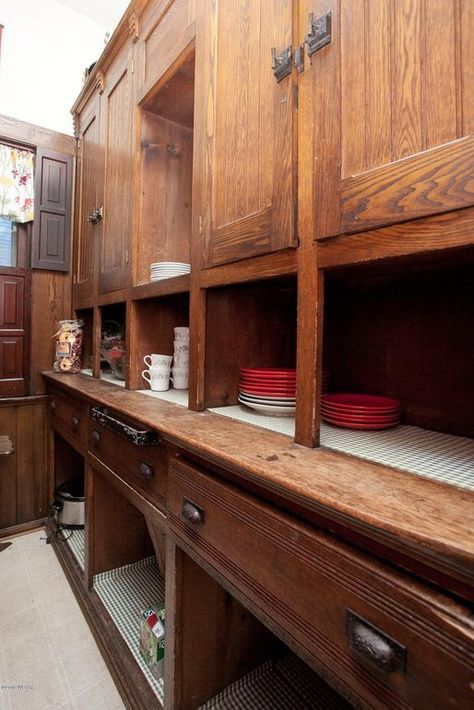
[197,0,297,267]
[73,92,101,303]
[302,0,474,240]
[99,43,135,294]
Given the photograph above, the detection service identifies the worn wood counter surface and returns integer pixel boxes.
[44,372,473,594]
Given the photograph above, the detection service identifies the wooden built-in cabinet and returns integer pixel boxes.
[59,1,474,707]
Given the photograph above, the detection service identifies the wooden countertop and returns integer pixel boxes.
[44,372,474,593]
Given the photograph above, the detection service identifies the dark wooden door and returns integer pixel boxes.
[98,42,135,295]
[73,91,102,303]
[300,0,474,240]
[0,274,25,397]
[196,0,297,267]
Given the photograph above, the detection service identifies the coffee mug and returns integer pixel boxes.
[173,353,189,368]
[173,341,189,354]
[174,327,189,341]
[142,369,170,391]
[170,368,188,389]
[144,353,173,368]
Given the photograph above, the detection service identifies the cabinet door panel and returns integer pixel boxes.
[73,93,101,303]
[302,0,474,240]
[197,0,296,267]
[99,44,134,294]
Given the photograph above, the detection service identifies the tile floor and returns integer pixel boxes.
[0,530,125,710]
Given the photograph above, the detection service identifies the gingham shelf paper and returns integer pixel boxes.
[137,388,189,407]
[94,556,165,702]
[66,528,85,572]
[208,405,474,491]
[100,370,127,387]
[199,653,350,710]
[208,405,295,437]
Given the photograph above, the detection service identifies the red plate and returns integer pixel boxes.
[241,368,296,375]
[321,409,400,424]
[321,406,400,417]
[321,414,399,430]
[240,378,297,388]
[322,393,401,410]
[239,385,296,397]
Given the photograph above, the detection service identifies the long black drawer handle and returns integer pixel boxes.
[182,499,204,526]
[90,406,160,446]
[346,610,406,673]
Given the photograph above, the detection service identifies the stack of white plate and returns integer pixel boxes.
[150,262,191,282]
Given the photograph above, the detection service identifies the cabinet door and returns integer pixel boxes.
[99,42,135,294]
[73,91,101,303]
[196,0,297,267]
[301,0,474,240]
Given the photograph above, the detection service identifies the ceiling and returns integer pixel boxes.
[54,0,129,30]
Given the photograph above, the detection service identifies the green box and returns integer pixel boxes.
[139,603,165,680]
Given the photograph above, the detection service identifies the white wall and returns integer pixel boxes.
[0,0,128,135]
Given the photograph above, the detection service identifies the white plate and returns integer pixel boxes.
[150,262,191,268]
[238,397,296,416]
[150,267,190,272]
[239,393,296,405]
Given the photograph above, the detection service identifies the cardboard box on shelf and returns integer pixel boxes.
[139,603,165,680]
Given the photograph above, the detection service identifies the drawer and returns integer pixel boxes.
[49,387,87,451]
[88,407,167,512]
[168,457,473,710]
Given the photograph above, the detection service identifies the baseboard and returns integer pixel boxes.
[0,518,47,539]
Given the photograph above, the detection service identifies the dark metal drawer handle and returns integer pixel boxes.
[139,462,153,481]
[90,406,160,446]
[346,610,406,673]
[181,499,204,526]
[91,429,101,443]
[71,416,79,428]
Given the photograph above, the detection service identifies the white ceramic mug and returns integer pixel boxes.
[142,369,170,391]
[174,327,189,341]
[144,353,173,368]
[171,368,189,389]
[173,353,189,368]
[173,341,189,354]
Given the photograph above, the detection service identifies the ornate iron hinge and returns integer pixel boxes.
[306,11,332,57]
[271,45,293,82]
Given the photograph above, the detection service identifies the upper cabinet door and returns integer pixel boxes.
[196,0,297,268]
[73,91,101,303]
[99,42,135,294]
[301,0,474,240]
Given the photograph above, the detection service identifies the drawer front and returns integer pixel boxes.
[49,389,87,450]
[88,418,167,512]
[168,457,473,710]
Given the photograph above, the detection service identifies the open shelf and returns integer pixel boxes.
[204,277,297,409]
[209,404,295,437]
[200,652,351,710]
[134,52,194,287]
[137,388,188,407]
[100,370,127,387]
[100,302,127,384]
[75,307,94,374]
[65,528,85,572]
[94,556,165,703]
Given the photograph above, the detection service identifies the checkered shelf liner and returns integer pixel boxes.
[66,528,85,572]
[137,388,189,407]
[93,556,165,703]
[199,653,351,709]
[208,406,474,491]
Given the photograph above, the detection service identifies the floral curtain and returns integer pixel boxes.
[0,144,34,222]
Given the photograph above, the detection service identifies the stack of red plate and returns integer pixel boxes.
[239,368,296,416]
[321,394,401,430]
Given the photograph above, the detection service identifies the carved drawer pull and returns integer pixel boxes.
[91,429,101,444]
[139,462,153,481]
[71,416,80,428]
[50,399,56,412]
[181,499,204,526]
[346,610,406,673]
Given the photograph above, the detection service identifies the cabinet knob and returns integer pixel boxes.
[71,416,79,428]
[139,462,153,481]
[91,429,101,444]
[50,399,56,412]
[181,499,204,526]
[346,610,406,673]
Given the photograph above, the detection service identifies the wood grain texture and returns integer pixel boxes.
[0,114,75,154]
[318,206,474,268]
[200,249,297,288]
[43,373,474,590]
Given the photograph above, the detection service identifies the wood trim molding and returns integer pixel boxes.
[0,114,75,154]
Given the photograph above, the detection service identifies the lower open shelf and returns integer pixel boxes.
[65,528,85,572]
[209,406,474,492]
[93,556,165,703]
[200,651,350,710]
